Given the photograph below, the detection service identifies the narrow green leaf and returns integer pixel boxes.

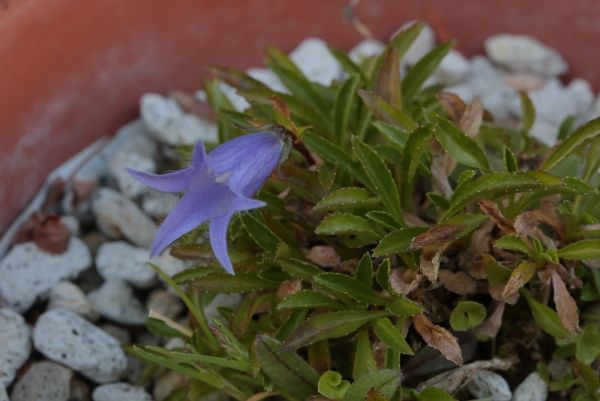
[385,297,423,317]
[342,369,401,401]
[575,325,600,365]
[209,319,249,362]
[366,211,403,230]
[433,116,490,172]
[402,41,453,102]
[503,146,519,172]
[358,89,418,130]
[401,125,433,182]
[278,258,323,282]
[188,272,279,293]
[353,327,378,379]
[256,335,319,400]
[334,74,361,146]
[314,273,387,305]
[372,318,414,354]
[374,47,401,107]
[316,213,379,236]
[285,310,390,349]
[373,227,428,257]
[356,253,374,286]
[543,117,600,171]
[519,92,536,134]
[558,239,600,260]
[240,212,281,253]
[328,46,366,80]
[277,290,342,310]
[353,136,403,223]
[449,301,487,331]
[494,235,532,256]
[376,259,392,291]
[482,254,511,285]
[521,289,572,340]
[313,187,378,212]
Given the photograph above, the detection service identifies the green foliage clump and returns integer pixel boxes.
[128,22,600,401]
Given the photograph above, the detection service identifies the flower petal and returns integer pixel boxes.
[126,167,193,193]
[234,196,266,211]
[192,140,207,167]
[208,132,283,196]
[208,212,235,274]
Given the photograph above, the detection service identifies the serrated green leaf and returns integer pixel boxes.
[385,297,423,317]
[366,211,403,230]
[356,252,373,286]
[353,136,403,223]
[558,240,600,260]
[342,369,401,401]
[401,125,433,182]
[334,74,362,146]
[240,212,281,254]
[503,146,519,172]
[314,273,387,305]
[256,335,319,400]
[372,318,414,354]
[449,301,487,331]
[433,115,490,172]
[521,289,572,340]
[373,227,428,257]
[543,117,600,171]
[316,213,379,236]
[358,89,418,130]
[209,319,249,362]
[285,310,390,349]
[277,290,342,310]
[519,92,536,134]
[278,258,323,282]
[402,41,453,102]
[376,259,392,291]
[313,187,378,211]
[494,235,532,255]
[353,327,378,379]
[328,46,367,80]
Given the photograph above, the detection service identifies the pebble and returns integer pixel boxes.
[146,290,183,320]
[0,308,31,387]
[33,308,128,383]
[205,293,242,320]
[109,151,156,199]
[0,386,7,401]
[10,361,73,401]
[485,34,567,76]
[289,38,342,86]
[467,370,512,401]
[92,188,157,247]
[153,371,187,401]
[88,280,147,325]
[218,82,251,112]
[99,323,132,344]
[142,191,179,219]
[60,215,81,236]
[513,372,548,401]
[92,383,153,401]
[140,93,218,145]
[96,242,156,288]
[431,50,470,85]
[0,238,91,312]
[48,281,99,321]
[348,39,384,64]
[247,67,288,93]
[398,21,435,66]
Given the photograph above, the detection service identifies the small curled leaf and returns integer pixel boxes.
[318,371,351,399]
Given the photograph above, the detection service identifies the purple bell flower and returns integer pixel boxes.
[127,132,284,274]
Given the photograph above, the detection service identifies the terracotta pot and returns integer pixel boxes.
[1,0,599,233]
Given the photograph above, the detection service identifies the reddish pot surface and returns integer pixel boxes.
[1,0,599,233]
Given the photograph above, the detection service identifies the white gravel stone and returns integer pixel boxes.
[247,67,288,93]
[218,82,251,112]
[513,372,548,401]
[48,281,98,320]
[110,151,156,199]
[530,118,560,147]
[0,386,7,401]
[485,34,567,76]
[60,215,80,236]
[141,93,218,145]
[431,50,470,85]
[153,371,187,401]
[96,242,156,288]
[146,290,183,319]
[92,188,157,247]
[205,293,243,319]
[10,361,72,401]
[467,370,512,401]
[0,308,31,387]
[33,308,127,383]
[88,280,147,325]
[93,383,153,401]
[100,323,131,344]
[142,191,179,219]
[0,238,91,312]
[398,21,435,66]
[348,39,385,64]
[289,38,342,86]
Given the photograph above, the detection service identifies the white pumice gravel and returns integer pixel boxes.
[96,241,156,288]
[48,281,99,321]
[0,308,31,387]
[467,370,512,401]
[92,382,153,401]
[10,361,73,401]
[88,279,147,325]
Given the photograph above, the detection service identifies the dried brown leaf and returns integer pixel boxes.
[459,221,494,278]
[412,313,463,366]
[389,269,422,296]
[489,284,519,305]
[459,96,483,138]
[438,270,477,295]
[14,213,70,254]
[306,246,341,268]
[374,47,401,107]
[514,210,562,246]
[477,302,505,339]
[416,358,513,393]
[477,200,515,234]
[411,225,461,250]
[437,92,466,122]
[551,270,580,334]
[502,262,537,299]
[431,154,454,199]
[276,279,302,301]
[420,245,446,283]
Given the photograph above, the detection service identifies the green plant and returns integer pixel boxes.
[128,22,600,400]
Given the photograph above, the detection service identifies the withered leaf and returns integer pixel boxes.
[420,245,446,283]
[14,213,70,255]
[514,210,562,244]
[501,261,537,299]
[412,313,463,366]
[410,225,461,250]
[306,246,341,268]
[437,92,466,122]
[551,270,580,334]
[416,358,512,393]
[458,96,483,138]
[489,284,519,305]
[477,199,515,235]
[389,269,422,295]
[438,270,477,295]
[276,279,302,301]
[431,154,454,199]
[374,47,401,107]
[477,302,505,339]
